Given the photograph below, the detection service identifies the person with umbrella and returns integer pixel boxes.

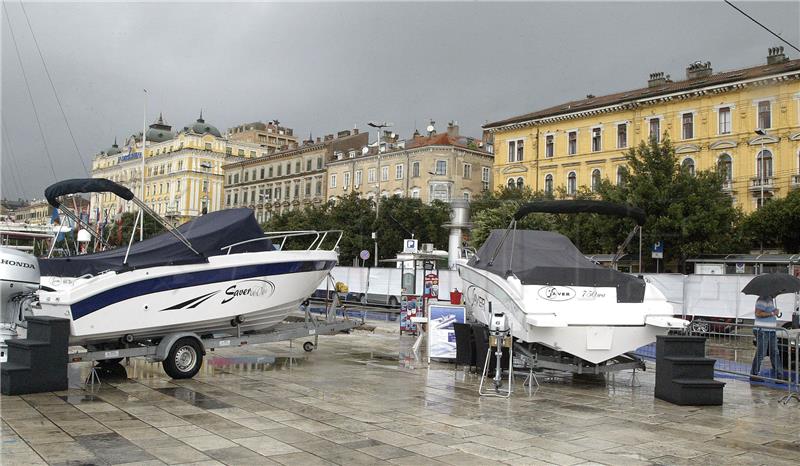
[743,273,800,381]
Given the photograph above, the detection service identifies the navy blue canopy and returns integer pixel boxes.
[45,178,134,208]
[39,209,273,277]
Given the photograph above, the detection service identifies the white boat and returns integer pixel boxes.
[458,200,687,365]
[2,178,340,347]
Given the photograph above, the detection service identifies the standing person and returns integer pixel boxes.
[751,294,782,381]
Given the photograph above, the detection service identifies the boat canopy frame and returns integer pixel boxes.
[44,178,199,258]
[486,200,645,273]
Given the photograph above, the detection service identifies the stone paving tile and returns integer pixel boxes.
[233,435,301,456]
[75,432,157,464]
[358,443,415,460]
[268,451,335,465]
[180,434,238,451]
[147,445,211,464]
[204,446,276,465]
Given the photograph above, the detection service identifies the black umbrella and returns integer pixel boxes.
[741,273,800,297]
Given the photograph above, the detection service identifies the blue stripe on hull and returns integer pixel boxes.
[70,260,335,320]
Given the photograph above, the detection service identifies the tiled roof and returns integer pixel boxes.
[484,59,800,130]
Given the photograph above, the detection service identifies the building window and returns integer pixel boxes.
[508,140,516,162]
[616,166,628,187]
[545,134,554,158]
[233,174,239,184]
[381,166,389,181]
[516,140,524,161]
[718,154,732,182]
[285,185,290,199]
[395,164,404,180]
[463,163,472,179]
[617,123,628,148]
[463,192,470,201]
[649,118,661,142]
[233,192,238,204]
[286,163,291,175]
[544,174,553,195]
[306,159,312,171]
[296,161,301,173]
[343,172,350,188]
[206,143,212,151]
[758,100,771,129]
[431,184,449,202]
[718,107,732,134]
[227,175,232,185]
[226,147,232,155]
[330,174,337,188]
[591,127,602,152]
[274,187,280,200]
[757,150,773,179]
[680,113,694,140]
[268,166,273,178]
[568,131,577,155]
[294,184,300,198]
[277,165,282,176]
[681,158,695,176]
[591,169,601,192]
[260,168,265,179]
[250,150,256,157]
[226,194,231,206]
[412,161,420,177]
[202,180,208,193]
[355,170,362,187]
[507,178,515,189]
[567,172,577,195]
[317,157,323,169]
[411,189,420,199]
[237,149,244,156]
[516,177,524,189]
[481,167,490,191]
[435,160,447,175]
[315,180,322,195]
[244,171,249,182]
[368,168,376,183]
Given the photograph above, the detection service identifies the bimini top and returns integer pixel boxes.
[45,179,134,208]
[468,230,645,303]
[39,209,273,277]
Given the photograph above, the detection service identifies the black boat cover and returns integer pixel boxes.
[514,200,646,225]
[468,230,645,303]
[45,179,134,208]
[39,208,273,277]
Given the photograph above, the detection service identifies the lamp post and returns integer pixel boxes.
[200,162,212,215]
[368,121,392,267]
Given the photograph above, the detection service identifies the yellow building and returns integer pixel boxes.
[484,48,800,212]
[91,113,263,224]
[326,123,494,204]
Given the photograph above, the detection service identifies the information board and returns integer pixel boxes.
[427,303,466,360]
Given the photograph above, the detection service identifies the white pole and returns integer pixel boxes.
[140,89,147,241]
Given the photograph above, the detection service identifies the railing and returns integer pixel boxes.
[220,230,343,254]
[684,319,799,404]
[749,177,774,190]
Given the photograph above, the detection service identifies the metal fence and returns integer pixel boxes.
[684,319,799,404]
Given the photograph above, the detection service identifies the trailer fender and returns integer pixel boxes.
[155,332,205,362]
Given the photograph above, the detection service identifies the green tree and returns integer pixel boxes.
[743,189,800,252]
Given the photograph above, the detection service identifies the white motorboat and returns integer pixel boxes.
[458,200,687,365]
[2,178,340,347]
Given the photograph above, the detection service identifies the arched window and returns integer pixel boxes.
[544,174,553,195]
[507,178,515,188]
[756,150,773,179]
[681,157,695,176]
[516,177,524,189]
[717,154,732,182]
[616,166,628,187]
[567,172,577,195]
[591,169,601,192]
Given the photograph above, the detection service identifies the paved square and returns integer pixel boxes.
[2,325,799,465]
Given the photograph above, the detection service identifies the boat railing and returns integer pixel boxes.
[221,230,343,254]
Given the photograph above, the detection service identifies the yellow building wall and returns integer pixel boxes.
[492,80,800,212]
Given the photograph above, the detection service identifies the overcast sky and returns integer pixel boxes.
[2,1,798,200]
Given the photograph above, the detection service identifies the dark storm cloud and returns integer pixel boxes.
[2,1,798,200]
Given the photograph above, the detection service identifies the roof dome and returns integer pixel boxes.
[146,113,175,143]
[106,138,121,156]
[185,110,221,138]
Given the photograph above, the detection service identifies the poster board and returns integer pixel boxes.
[400,296,419,334]
[427,303,466,360]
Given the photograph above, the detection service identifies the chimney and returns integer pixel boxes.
[447,121,459,138]
[353,128,359,135]
[324,134,334,141]
[648,72,667,88]
[337,130,351,138]
[767,46,788,64]
[686,61,713,80]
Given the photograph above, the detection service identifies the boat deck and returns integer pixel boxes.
[2,322,799,465]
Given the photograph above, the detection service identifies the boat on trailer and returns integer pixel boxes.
[1,178,346,378]
[458,200,687,369]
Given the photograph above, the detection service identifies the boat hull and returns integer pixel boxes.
[459,264,685,364]
[35,250,336,345]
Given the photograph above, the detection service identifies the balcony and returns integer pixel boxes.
[721,180,733,192]
[749,177,775,192]
[791,173,800,190]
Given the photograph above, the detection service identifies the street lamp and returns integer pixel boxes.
[200,162,212,215]
[368,121,392,266]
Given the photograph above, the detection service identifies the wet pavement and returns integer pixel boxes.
[2,322,799,465]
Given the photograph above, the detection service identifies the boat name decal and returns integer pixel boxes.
[538,286,575,301]
[222,279,275,304]
[0,258,36,269]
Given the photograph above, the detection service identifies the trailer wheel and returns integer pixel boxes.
[163,337,203,379]
[303,341,315,352]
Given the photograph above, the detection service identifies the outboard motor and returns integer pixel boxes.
[0,247,40,362]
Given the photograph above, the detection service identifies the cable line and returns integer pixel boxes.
[2,121,29,199]
[724,1,800,54]
[19,1,88,174]
[2,2,57,181]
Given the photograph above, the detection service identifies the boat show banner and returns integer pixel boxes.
[427,303,466,360]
